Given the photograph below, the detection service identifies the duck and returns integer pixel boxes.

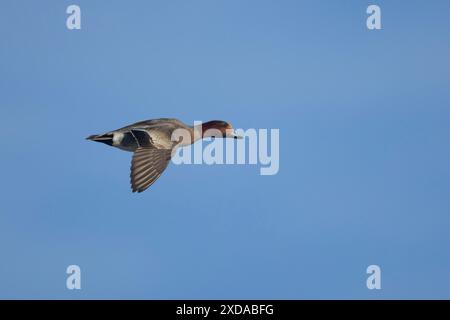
[87,118,242,193]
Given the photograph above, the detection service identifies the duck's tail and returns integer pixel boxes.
[86,133,114,146]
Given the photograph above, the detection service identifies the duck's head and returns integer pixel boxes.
[202,120,243,139]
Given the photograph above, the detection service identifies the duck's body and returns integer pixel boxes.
[88,118,192,152]
[87,118,240,193]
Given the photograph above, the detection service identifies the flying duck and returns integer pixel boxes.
[87,118,241,193]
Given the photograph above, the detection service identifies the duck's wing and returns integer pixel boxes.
[129,126,176,149]
[129,129,154,148]
[130,147,172,193]
[117,118,184,133]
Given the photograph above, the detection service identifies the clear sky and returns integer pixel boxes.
[0,0,449,299]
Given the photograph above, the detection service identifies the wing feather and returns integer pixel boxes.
[130,147,172,193]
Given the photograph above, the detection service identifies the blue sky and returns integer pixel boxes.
[0,0,449,299]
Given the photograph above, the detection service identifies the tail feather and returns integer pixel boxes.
[86,133,114,146]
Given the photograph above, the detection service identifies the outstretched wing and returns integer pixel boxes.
[130,147,172,193]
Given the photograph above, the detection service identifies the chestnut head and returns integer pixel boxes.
[201,120,242,139]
